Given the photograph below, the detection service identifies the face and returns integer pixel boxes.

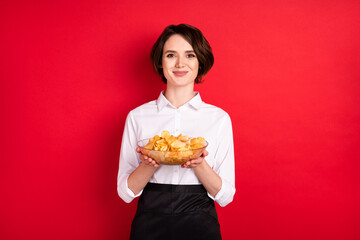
[161,34,199,88]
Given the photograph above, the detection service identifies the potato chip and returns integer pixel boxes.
[178,135,189,142]
[153,135,160,141]
[140,131,207,165]
[161,130,170,139]
[165,135,177,144]
[144,139,155,149]
[143,130,205,152]
[170,140,186,148]
[191,144,205,149]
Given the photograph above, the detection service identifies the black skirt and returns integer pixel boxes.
[130,183,222,240]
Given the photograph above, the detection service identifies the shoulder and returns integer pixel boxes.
[200,102,232,120]
[128,100,157,117]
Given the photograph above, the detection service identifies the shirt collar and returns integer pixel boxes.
[156,91,203,112]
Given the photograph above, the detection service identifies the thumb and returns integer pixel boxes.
[202,150,209,157]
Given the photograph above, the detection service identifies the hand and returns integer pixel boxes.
[181,150,208,168]
[136,147,160,168]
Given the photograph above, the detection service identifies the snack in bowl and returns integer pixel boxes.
[138,131,208,165]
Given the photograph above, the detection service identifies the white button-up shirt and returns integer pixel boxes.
[117,91,235,207]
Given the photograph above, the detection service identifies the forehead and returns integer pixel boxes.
[163,34,194,51]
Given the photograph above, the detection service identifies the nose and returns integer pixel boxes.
[175,55,185,68]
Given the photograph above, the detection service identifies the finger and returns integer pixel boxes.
[201,150,209,157]
[136,147,141,153]
[149,159,159,168]
[186,163,197,168]
[182,163,190,168]
[144,159,154,166]
[191,158,203,164]
[139,154,146,161]
[181,161,190,168]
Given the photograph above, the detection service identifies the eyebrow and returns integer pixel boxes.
[164,50,195,53]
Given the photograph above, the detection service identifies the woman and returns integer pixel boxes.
[117,24,235,240]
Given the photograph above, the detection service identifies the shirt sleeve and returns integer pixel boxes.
[210,113,236,207]
[117,112,142,203]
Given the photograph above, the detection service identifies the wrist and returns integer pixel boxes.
[193,158,208,172]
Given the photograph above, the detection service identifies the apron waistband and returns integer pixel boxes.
[145,182,206,193]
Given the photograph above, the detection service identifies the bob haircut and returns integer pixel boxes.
[150,24,214,84]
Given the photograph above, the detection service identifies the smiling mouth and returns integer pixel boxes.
[173,71,188,77]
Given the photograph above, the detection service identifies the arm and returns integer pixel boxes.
[182,150,222,198]
[117,112,159,203]
[127,148,159,195]
[182,113,236,206]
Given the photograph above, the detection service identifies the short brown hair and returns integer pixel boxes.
[150,24,214,84]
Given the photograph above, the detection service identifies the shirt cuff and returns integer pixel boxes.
[117,174,143,203]
[207,178,235,207]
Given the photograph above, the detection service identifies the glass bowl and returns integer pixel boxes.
[137,139,208,165]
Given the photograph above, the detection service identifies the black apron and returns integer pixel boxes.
[130,183,222,240]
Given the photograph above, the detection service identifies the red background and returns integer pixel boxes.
[1,0,360,239]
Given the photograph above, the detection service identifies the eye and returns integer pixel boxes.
[187,53,196,58]
[166,53,175,58]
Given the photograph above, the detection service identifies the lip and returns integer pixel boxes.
[173,71,188,77]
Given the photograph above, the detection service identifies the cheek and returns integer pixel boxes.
[192,62,199,73]
[162,59,174,70]
[192,60,199,69]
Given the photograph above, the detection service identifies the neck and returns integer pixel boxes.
[164,85,195,108]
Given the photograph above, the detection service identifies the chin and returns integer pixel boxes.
[169,80,194,87]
